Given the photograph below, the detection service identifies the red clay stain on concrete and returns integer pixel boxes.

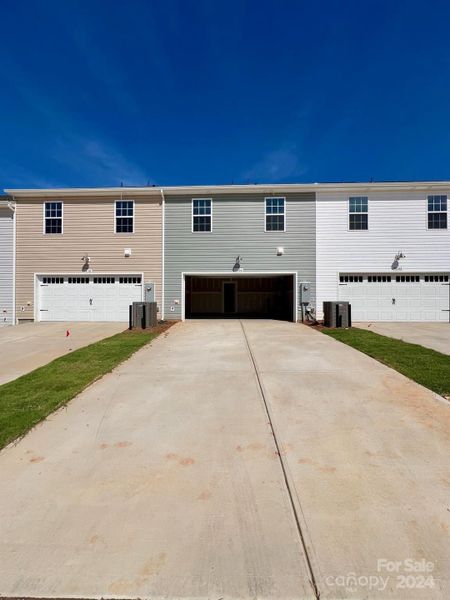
[166,452,195,466]
[29,456,45,463]
[198,490,212,500]
[298,457,336,473]
[319,465,337,474]
[236,442,266,452]
[100,443,109,449]
[108,552,167,594]
[114,441,132,448]
[88,534,105,545]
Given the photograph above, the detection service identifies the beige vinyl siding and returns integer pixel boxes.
[15,195,162,321]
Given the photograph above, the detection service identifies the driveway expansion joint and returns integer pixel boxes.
[239,320,321,600]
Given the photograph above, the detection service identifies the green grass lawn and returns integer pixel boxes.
[0,330,161,450]
[322,327,450,398]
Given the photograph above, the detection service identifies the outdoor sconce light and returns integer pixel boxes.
[392,250,406,270]
[277,247,284,256]
[233,255,244,272]
[81,255,92,272]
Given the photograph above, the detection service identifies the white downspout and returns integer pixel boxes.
[160,188,165,320]
[12,200,16,325]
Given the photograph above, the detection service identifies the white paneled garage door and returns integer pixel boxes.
[338,273,449,322]
[37,274,143,322]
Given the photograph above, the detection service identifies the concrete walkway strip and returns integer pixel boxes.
[354,321,450,355]
[0,322,126,385]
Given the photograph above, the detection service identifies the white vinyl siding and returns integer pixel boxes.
[316,190,450,320]
[0,208,14,325]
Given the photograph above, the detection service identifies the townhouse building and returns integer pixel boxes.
[316,182,450,321]
[2,180,449,324]
[5,188,162,323]
[163,186,315,322]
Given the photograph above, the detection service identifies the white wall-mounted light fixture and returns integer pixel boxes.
[124,248,132,257]
[276,247,284,256]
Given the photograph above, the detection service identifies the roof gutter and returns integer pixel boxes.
[0,198,15,211]
[5,180,450,197]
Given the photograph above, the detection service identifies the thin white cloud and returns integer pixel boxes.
[50,135,151,187]
[243,144,306,183]
[0,161,63,189]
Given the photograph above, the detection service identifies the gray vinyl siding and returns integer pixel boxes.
[0,207,14,325]
[164,192,316,319]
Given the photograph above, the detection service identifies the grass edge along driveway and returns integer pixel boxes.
[322,327,450,399]
[0,329,164,450]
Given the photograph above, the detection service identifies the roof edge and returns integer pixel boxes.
[5,180,450,198]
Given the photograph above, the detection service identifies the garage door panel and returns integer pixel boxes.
[339,274,449,322]
[38,275,142,322]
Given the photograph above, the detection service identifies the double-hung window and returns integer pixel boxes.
[192,199,212,232]
[44,202,63,234]
[265,197,285,231]
[427,195,447,229]
[349,196,368,230]
[115,201,134,233]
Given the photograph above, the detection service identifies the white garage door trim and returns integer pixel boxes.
[338,272,449,322]
[181,271,298,322]
[35,272,144,322]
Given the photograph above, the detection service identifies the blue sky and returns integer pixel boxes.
[1,0,450,188]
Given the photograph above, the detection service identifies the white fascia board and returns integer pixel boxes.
[6,180,450,198]
[4,188,162,198]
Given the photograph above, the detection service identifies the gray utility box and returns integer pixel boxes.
[144,282,155,303]
[298,281,311,305]
[323,301,352,328]
[129,302,158,329]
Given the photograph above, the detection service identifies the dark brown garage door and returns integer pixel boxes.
[185,275,294,322]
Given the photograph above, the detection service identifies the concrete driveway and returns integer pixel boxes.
[0,320,448,599]
[0,322,126,385]
[355,322,450,355]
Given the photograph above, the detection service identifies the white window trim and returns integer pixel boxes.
[348,196,369,231]
[43,201,63,235]
[426,194,448,230]
[264,197,286,232]
[115,200,135,234]
[192,198,213,233]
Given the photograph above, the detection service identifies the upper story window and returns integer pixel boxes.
[115,200,134,233]
[44,202,63,234]
[192,198,212,232]
[265,197,285,231]
[427,195,447,229]
[349,196,368,230]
